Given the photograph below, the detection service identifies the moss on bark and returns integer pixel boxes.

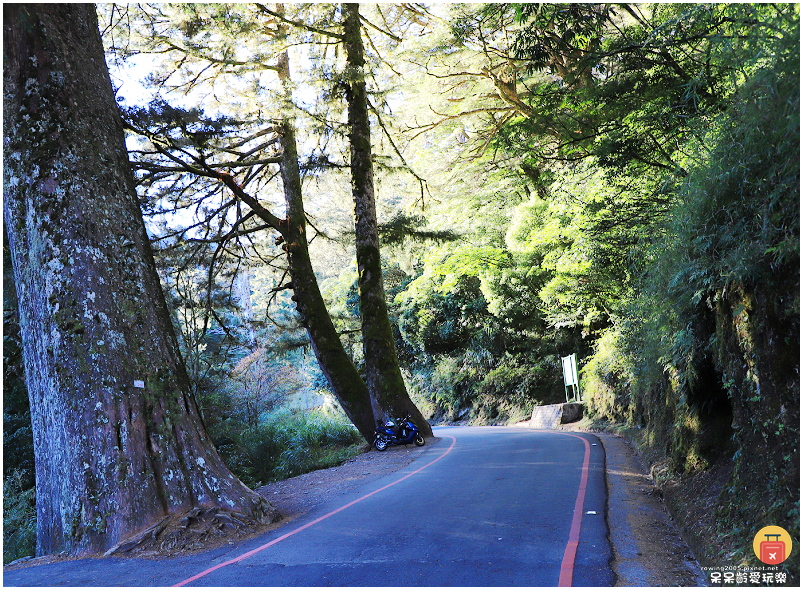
[3,4,278,556]
[273,51,376,439]
[343,4,432,436]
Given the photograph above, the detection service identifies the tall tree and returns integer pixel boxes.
[3,4,278,556]
[116,4,432,437]
[342,3,432,436]
[270,26,378,439]
[120,6,379,439]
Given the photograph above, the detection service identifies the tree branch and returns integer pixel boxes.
[368,98,429,210]
[359,12,402,42]
[126,121,285,231]
[255,4,344,40]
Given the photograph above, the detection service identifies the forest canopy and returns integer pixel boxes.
[4,3,798,575]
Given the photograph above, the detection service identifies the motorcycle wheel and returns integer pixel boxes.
[413,433,425,447]
[375,436,389,451]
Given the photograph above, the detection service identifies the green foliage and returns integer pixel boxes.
[509,4,797,174]
[399,275,493,357]
[410,353,480,415]
[397,261,556,421]
[3,228,34,483]
[477,354,556,406]
[582,327,636,423]
[388,142,596,421]
[211,408,362,489]
[577,22,800,579]
[94,8,798,580]
[376,213,460,246]
[668,48,800,296]
[225,349,303,426]
[398,266,573,421]
[503,163,654,332]
[3,311,34,483]
[3,470,36,564]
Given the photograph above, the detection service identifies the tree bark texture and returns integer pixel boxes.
[273,49,377,440]
[342,3,432,437]
[3,4,278,556]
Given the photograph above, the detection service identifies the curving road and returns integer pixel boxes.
[4,427,614,587]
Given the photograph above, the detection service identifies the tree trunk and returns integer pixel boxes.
[342,4,433,437]
[3,4,278,556]
[233,265,256,346]
[272,48,377,440]
[276,120,377,438]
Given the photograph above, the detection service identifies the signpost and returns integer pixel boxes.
[561,353,581,402]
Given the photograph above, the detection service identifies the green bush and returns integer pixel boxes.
[577,35,800,582]
[3,470,36,564]
[406,347,564,424]
[582,327,634,422]
[212,409,363,488]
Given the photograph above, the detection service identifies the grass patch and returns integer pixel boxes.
[212,408,364,489]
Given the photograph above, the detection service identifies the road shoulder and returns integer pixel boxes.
[255,437,441,519]
[597,432,708,586]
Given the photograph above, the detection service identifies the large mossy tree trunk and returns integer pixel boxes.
[342,3,432,437]
[277,122,376,438]
[3,4,278,556]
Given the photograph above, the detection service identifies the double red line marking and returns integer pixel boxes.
[557,433,592,587]
[174,431,592,587]
[173,436,457,587]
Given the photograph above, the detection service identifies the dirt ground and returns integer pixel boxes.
[593,432,708,586]
[254,439,439,520]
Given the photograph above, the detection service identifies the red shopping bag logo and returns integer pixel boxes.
[753,526,793,565]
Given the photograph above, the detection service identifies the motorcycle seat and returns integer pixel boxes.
[384,419,405,436]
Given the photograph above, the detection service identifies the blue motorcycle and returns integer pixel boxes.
[373,414,425,451]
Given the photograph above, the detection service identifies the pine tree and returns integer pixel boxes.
[114,4,433,437]
[343,3,432,436]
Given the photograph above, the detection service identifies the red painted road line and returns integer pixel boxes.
[173,436,457,587]
[557,433,592,587]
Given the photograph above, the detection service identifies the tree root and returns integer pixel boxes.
[103,506,282,558]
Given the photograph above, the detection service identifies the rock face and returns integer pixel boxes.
[530,403,584,429]
[561,403,584,424]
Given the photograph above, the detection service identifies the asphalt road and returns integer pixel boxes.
[4,426,614,587]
